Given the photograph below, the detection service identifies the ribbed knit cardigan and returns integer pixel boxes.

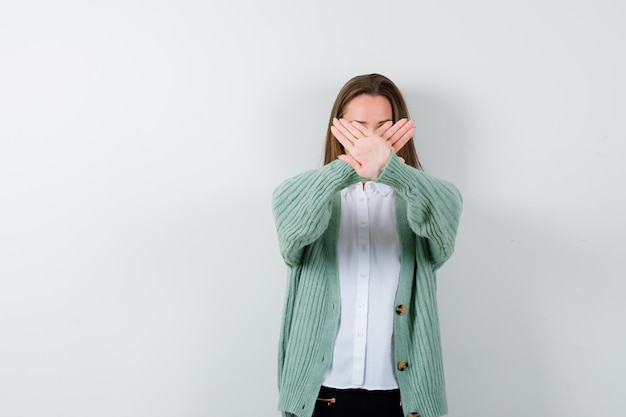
[272,153,462,417]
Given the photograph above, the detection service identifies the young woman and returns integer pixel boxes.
[272,74,462,417]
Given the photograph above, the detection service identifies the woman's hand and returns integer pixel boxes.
[376,118,415,153]
[331,118,415,180]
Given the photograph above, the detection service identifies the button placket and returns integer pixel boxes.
[351,185,370,385]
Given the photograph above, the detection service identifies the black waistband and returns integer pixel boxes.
[318,385,401,399]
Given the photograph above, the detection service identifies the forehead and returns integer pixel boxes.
[342,94,392,121]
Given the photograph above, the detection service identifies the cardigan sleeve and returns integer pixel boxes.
[375,153,462,269]
[272,159,363,267]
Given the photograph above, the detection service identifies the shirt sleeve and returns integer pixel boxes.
[375,153,463,269]
[272,159,363,267]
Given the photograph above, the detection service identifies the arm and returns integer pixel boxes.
[376,153,462,269]
[272,160,362,266]
[330,118,462,268]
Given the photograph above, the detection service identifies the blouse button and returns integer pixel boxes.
[408,413,420,417]
[395,304,407,316]
[397,360,409,371]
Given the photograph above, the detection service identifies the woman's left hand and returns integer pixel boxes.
[376,118,415,153]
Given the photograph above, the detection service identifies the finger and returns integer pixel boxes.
[375,120,393,136]
[388,120,415,148]
[331,125,354,149]
[387,119,414,145]
[381,118,409,141]
[338,154,361,171]
[398,156,406,163]
[336,118,362,140]
[350,121,374,138]
[391,127,416,153]
[333,118,359,142]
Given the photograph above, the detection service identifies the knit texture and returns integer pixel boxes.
[272,154,462,417]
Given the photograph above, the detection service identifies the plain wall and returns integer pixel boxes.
[1,0,624,416]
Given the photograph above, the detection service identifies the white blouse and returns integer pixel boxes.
[322,181,401,390]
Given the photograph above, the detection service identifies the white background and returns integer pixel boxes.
[1,1,624,416]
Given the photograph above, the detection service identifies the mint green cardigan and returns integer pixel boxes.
[272,154,462,417]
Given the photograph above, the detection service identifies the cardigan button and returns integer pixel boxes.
[395,304,407,315]
[397,360,409,371]
[408,413,420,417]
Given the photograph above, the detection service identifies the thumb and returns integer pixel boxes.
[338,155,360,171]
